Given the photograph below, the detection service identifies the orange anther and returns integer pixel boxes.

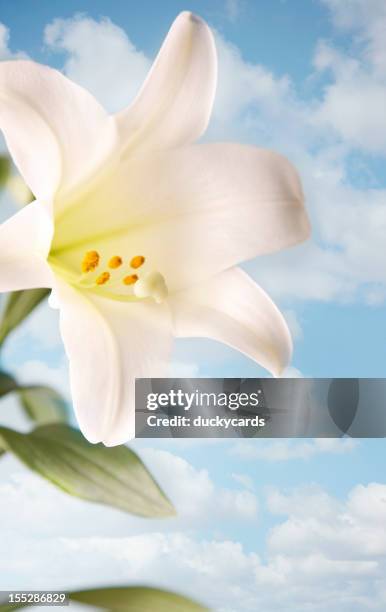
[81,250,100,273]
[130,255,145,269]
[108,256,123,269]
[123,274,138,285]
[96,271,110,285]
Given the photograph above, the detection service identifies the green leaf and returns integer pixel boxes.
[0,370,67,426]
[0,603,26,611]
[0,587,208,611]
[0,369,67,425]
[0,288,50,347]
[70,587,208,611]
[0,370,16,457]
[6,175,34,205]
[0,424,175,517]
[0,155,11,188]
[0,371,17,398]
[19,386,69,425]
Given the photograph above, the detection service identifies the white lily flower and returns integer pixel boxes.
[0,12,310,446]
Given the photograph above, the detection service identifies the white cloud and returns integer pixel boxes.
[16,359,70,398]
[0,446,258,537]
[281,366,304,378]
[266,483,340,518]
[1,460,385,611]
[321,0,386,28]
[0,22,27,61]
[283,309,303,341]
[231,438,359,461]
[224,0,244,24]
[267,483,386,559]
[4,299,62,353]
[313,1,386,153]
[44,15,150,113]
[0,451,260,608]
[0,297,70,401]
[142,448,258,522]
[313,41,386,153]
[321,0,386,74]
[207,22,386,305]
[258,483,386,609]
[209,31,293,140]
[231,472,255,491]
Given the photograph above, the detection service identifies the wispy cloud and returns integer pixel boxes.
[43,15,150,112]
[230,438,359,461]
[224,0,244,24]
[0,22,27,61]
[1,458,385,611]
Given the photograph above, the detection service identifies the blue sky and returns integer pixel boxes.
[1,0,386,610]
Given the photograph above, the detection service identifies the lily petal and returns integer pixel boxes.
[54,279,172,446]
[116,11,217,154]
[0,60,117,201]
[169,267,292,377]
[52,144,309,293]
[0,201,53,291]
